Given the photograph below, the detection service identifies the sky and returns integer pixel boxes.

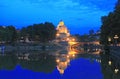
[0,0,118,34]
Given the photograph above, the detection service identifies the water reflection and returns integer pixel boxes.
[56,50,77,74]
[0,47,101,73]
[0,52,56,72]
[0,46,110,79]
[100,52,120,79]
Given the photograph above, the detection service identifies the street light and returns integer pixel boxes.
[108,37,111,45]
[108,61,112,66]
[114,68,119,74]
[114,35,119,46]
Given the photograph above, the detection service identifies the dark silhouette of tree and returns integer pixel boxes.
[0,26,17,43]
[6,26,17,43]
[100,0,120,45]
[19,22,56,43]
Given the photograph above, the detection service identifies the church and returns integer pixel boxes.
[56,20,70,42]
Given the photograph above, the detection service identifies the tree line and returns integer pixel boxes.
[0,22,56,44]
[100,0,120,45]
[73,29,100,42]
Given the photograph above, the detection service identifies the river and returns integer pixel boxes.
[0,47,119,79]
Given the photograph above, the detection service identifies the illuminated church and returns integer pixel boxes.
[56,20,70,42]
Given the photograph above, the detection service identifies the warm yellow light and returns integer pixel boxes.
[56,34,60,36]
[114,35,119,40]
[57,66,64,74]
[72,38,75,41]
[65,62,67,65]
[68,51,76,55]
[56,59,60,63]
[72,54,75,57]
[115,68,119,74]
[108,37,111,41]
[59,21,64,26]
[68,42,76,45]
[108,61,112,65]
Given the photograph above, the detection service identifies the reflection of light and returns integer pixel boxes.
[68,51,76,55]
[96,59,101,63]
[57,61,68,74]
[65,61,67,65]
[93,51,100,55]
[108,61,112,65]
[67,59,70,63]
[99,60,101,63]
[68,42,76,45]
[56,48,78,74]
[96,59,98,62]
[56,59,60,63]
[57,66,64,74]
[114,68,119,74]
[72,54,75,57]
[67,55,69,58]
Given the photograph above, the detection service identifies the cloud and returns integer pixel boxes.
[0,0,117,34]
[18,0,117,15]
[72,0,117,11]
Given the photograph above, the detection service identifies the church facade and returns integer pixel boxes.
[56,20,70,42]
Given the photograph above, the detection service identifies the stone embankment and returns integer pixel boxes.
[109,46,120,59]
[0,42,67,52]
[106,46,120,66]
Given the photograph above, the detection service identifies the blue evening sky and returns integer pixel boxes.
[0,0,117,34]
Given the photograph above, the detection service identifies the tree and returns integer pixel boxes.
[89,29,94,35]
[100,0,120,45]
[19,22,56,42]
[0,26,17,43]
[6,26,17,43]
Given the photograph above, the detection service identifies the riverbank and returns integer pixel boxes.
[0,42,68,52]
[103,46,120,68]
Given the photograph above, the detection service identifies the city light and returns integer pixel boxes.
[114,68,119,74]
[56,59,60,63]
[108,61,112,65]
[56,34,60,36]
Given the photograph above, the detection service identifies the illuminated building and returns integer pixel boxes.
[56,20,70,41]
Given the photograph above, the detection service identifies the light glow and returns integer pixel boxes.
[114,68,119,74]
[108,61,112,65]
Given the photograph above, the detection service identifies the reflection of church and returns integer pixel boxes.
[56,57,70,74]
[56,20,70,42]
[56,50,77,74]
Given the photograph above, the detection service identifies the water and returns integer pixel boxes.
[0,50,119,79]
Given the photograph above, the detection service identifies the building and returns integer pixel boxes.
[56,20,70,42]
